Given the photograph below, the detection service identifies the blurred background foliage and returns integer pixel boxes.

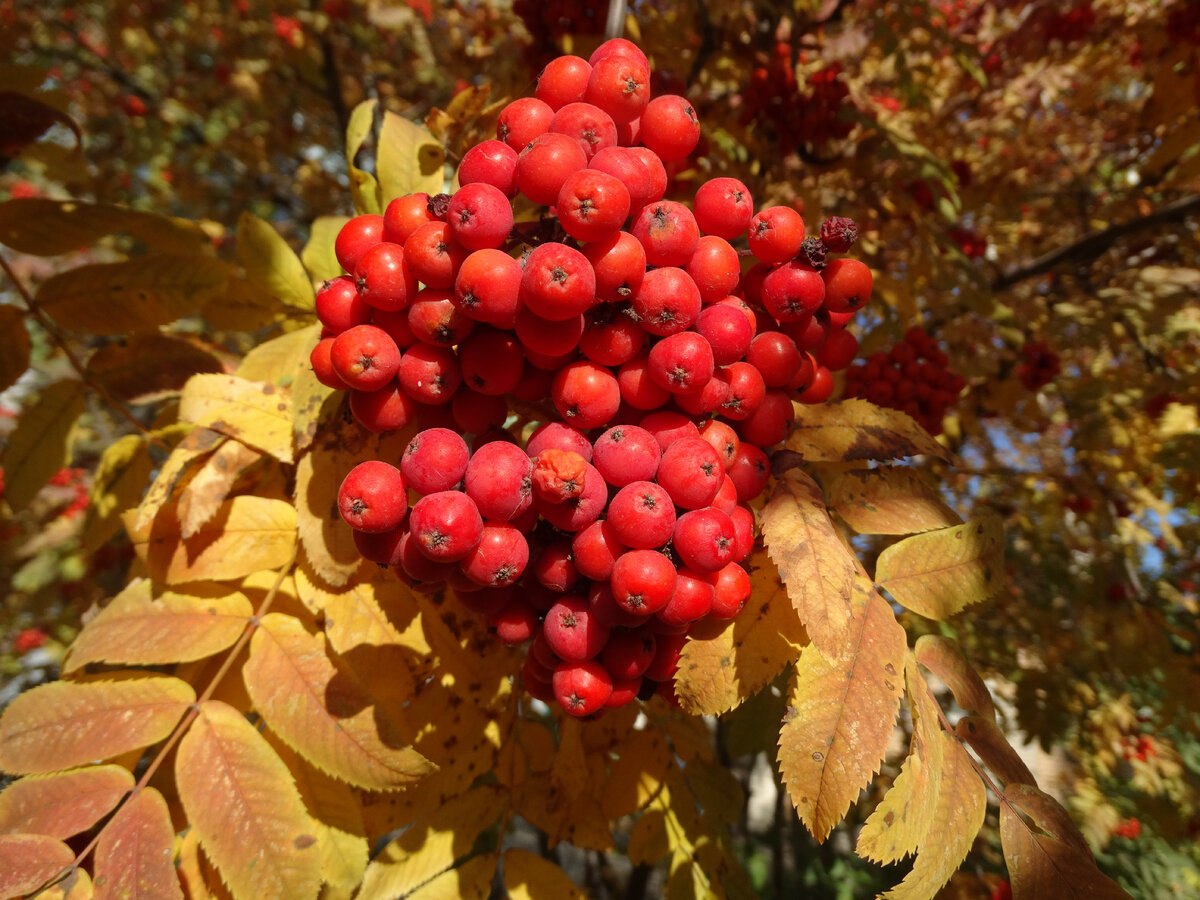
[1,0,1198,897]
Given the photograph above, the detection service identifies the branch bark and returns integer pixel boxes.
[992,193,1200,290]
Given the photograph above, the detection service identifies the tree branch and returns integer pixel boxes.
[992,193,1200,290]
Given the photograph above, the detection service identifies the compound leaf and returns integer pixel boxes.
[92,787,183,900]
[761,470,858,657]
[778,585,906,841]
[0,675,194,774]
[243,613,433,791]
[178,373,294,464]
[876,517,1004,619]
[786,399,955,464]
[175,700,321,900]
[64,579,252,673]
[675,549,807,715]
[0,765,133,839]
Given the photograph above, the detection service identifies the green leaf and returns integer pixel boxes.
[0,379,86,511]
[376,112,446,203]
[236,212,315,313]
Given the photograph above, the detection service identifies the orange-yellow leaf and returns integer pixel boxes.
[675,550,807,715]
[356,785,505,900]
[200,272,282,332]
[36,255,229,335]
[786,399,955,464]
[243,613,433,791]
[602,727,673,821]
[0,198,209,257]
[176,440,264,539]
[762,470,858,657]
[134,427,225,533]
[92,787,182,900]
[0,304,31,393]
[289,330,336,455]
[822,465,961,535]
[914,635,996,720]
[236,323,320,385]
[956,716,1035,788]
[881,732,987,900]
[295,399,415,587]
[1000,784,1133,900]
[778,586,906,841]
[0,675,194,774]
[0,765,132,839]
[38,867,93,900]
[178,373,294,464]
[346,100,382,215]
[503,847,588,900]
[0,832,74,898]
[875,517,1004,619]
[857,655,944,865]
[174,700,321,900]
[267,735,368,892]
[0,378,86,511]
[86,334,224,405]
[64,579,252,673]
[124,496,296,585]
[377,112,447,203]
[82,432,158,555]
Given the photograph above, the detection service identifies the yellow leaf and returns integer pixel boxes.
[786,399,955,464]
[602,727,673,820]
[267,735,368,893]
[86,333,224,405]
[406,853,496,900]
[237,322,320,386]
[134,426,225,533]
[0,674,194,774]
[881,733,986,900]
[875,517,1005,619]
[1000,784,1133,900]
[857,655,945,865]
[200,272,282,331]
[290,359,337,457]
[178,373,294,464]
[955,715,1035,788]
[675,550,807,715]
[626,791,673,866]
[357,785,505,900]
[176,440,264,539]
[0,198,209,256]
[175,700,321,900]
[761,470,858,657]
[294,400,415,587]
[513,718,612,852]
[36,255,229,334]
[82,432,155,554]
[0,304,31,392]
[92,787,183,900]
[125,495,296,584]
[236,212,315,312]
[821,465,961,535]
[302,216,351,283]
[346,100,381,215]
[243,613,433,791]
[0,765,133,838]
[914,635,996,720]
[377,112,446,203]
[0,832,74,899]
[503,847,588,899]
[0,379,85,511]
[38,866,93,900]
[778,587,906,841]
[63,579,252,673]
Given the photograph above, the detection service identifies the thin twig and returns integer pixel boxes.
[605,0,628,41]
[0,253,167,449]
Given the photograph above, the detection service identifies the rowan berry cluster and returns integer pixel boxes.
[741,45,854,154]
[316,38,874,715]
[1017,340,1060,391]
[842,326,964,436]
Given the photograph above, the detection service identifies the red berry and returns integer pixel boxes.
[673,507,738,573]
[748,206,805,264]
[631,200,700,268]
[611,549,678,616]
[408,490,483,562]
[553,659,613,716]
[383,193,435,244]
[460,522,529,587]
[464,441,534,521]
[544,595,610,661]
[517,132,588,205]
[693,177,754,239]
[446,183,514,251]
[536,55,592,111]
[457,140,519,197]
[639,95,700,162]
[338,461,408,533]
[497,96,554,151]
[315,275,370,334]
[356,241,419,311]
[556,169,631,243]
[608,481,677,549]
[402,427,469,494]
[335,214,384,273]
[330,324,402,391]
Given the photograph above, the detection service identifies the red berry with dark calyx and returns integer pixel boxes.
[553,659,613,716]
[316,275,370,334]
[639,94,701,162]
[592,424,661,487]
[446,182,514,251]
[408,490,483,562]
[607,480,677,549]
[631,200,700,268]
[673,507,738,573]
[460,522,529,587]
[556,169,631,244]
[338,461,408,533]
[822,258,873,313]
[383,193,435,245]
[544,594,610,661]
[335,214,384,274]
[402,427,469,494]
[657,567,716,627]
[610,549,678,616]
[397,342,461,405]
[693,177,754,239]
[531,449,589,503]
[534,463,608,532]
[465,440,533,521]
[356,242,418,312]
[330,325,402,392]
[457,140,519,197]
[497,96,554,152]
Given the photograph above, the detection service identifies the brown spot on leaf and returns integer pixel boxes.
[294,834,317,849]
